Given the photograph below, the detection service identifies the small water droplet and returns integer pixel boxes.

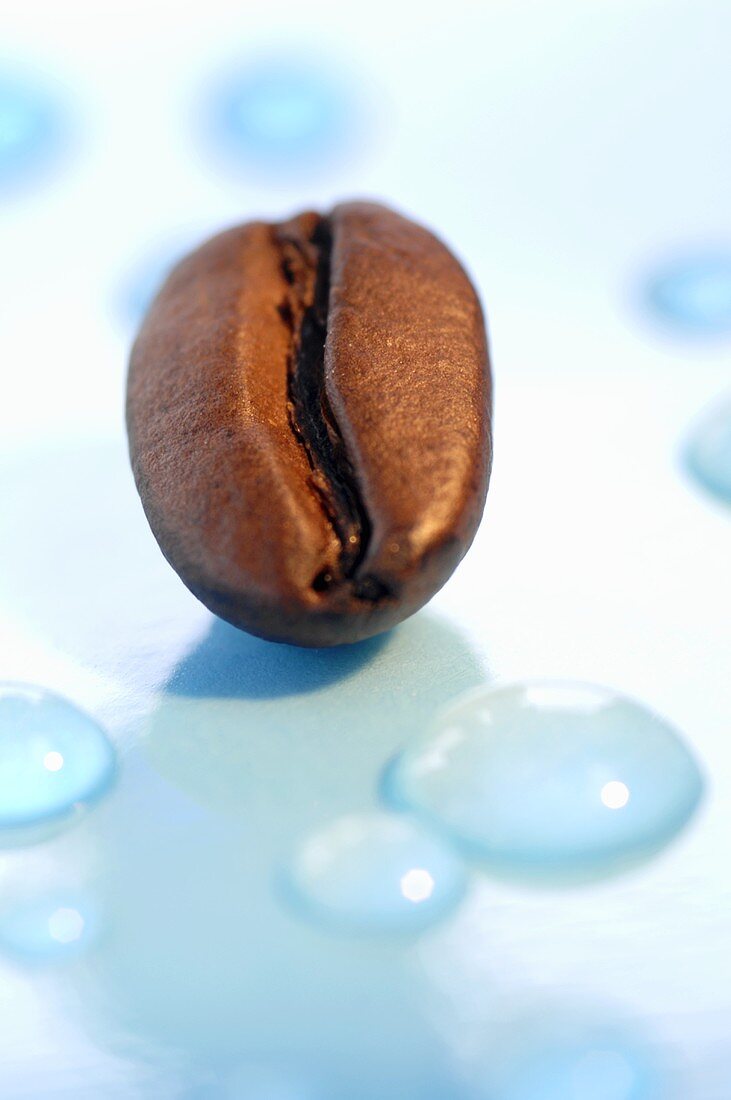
[388,681,703,881]
[206,58,354,174]
[286,812,467,933]
[684,391,731,505]
[0,74,63,190]
[646,253,731,334]
[0,684,116,837]
[0,892,98,963]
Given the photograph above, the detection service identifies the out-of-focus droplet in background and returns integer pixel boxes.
[0,72,65,192]
[684,391,731,505]
[203,55,359,176]
[645,253,731,336]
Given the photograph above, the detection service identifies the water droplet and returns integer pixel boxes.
[0,73,63,190]
[388,682,703,881]
[646,253,731,334]
[286,812,467,933]
[0,892,98,963]
[684,391,731,505]
[0,684,116,836]
[206,58,354,173]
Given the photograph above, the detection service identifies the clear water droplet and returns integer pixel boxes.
[684,391,731,504]
[388,682,703,881]
[286,812,467,933]
[207,58,353,173]
[0,684,116,836]
[646,253,731,334]
[0,74,62,189]
[0,892,98,963]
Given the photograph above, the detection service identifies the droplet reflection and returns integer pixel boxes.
[287,812,467,933]
[0,893,97,963]
[600,781,630,810]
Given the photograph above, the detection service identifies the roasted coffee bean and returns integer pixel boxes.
[126,202,492,647]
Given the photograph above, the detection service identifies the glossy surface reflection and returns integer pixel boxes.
[389,682,703,880]
[62,613,486,1098]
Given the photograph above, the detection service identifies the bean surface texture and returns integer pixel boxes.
[127,202,492,646]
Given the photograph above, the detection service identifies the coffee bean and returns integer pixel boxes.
[126,202,492,647]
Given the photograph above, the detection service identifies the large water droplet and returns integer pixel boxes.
[388,682,703,881]
[206,58,354,173]
[0,892,98,964]
[684,391,731,505]
[0,74,62,190]
[646,253,731,334]
[286,812,467,933]
[0,684,116,836]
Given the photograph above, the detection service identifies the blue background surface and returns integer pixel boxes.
[1,1,730,1096]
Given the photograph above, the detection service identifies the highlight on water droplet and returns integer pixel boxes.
[0,891,98,964]
[0,683,116,839]
[285,811,467,933]
[645,253,731,335]
[683,391,731,505]
[387,681,703,882]
[204,54,357,174]
[0,72,64,190]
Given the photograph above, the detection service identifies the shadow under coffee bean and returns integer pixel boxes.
[127,201,492,646]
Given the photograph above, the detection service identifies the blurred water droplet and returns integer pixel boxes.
[388,681,703,881]
[478,1006,665,1100]
[116,237,193,328]
[0,684,116,837]
[646,254,731,334]
[684,391,731,505]
[286,812,467,933]
[0,73,63,190]
[0,892,98,963]
[205,57,354,174]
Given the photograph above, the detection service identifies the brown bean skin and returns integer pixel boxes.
[126,202,492,647]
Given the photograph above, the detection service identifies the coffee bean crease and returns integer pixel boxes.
[274,216,387,602]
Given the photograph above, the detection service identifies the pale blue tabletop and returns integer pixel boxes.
[1,1,730,1097]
